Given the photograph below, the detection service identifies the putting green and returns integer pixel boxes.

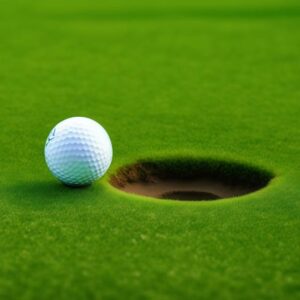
[0,0,299,299]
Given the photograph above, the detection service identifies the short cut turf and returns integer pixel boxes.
[0,0,299,299]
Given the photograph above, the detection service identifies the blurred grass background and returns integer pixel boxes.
[0,0,299,299]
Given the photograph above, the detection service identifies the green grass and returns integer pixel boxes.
[0,0,300,299]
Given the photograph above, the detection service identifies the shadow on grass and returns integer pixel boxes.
[4,181,102,208]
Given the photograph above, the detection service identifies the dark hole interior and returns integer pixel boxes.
[160,191,220,201]
[109,158,274,202]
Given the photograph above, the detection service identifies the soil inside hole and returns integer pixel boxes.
[109,159,274,201]
[160,191,220,201]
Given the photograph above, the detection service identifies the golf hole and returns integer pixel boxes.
[109,158,274,201]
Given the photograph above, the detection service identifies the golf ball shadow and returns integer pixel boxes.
[5,180,104,208]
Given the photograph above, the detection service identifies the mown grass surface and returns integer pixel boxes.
[0,0,300,299]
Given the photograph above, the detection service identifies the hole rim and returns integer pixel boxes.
[108,157,275,203]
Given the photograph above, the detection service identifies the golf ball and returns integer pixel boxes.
[45,117,113,186]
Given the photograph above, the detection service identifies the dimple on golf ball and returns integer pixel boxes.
[45,117,113,186]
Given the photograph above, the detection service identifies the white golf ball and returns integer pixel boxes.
[45,117,113,186]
